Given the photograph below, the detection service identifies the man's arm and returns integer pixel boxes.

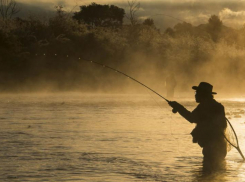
[169,101,198,123]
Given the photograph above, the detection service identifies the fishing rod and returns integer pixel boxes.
[33,53,170,104]
[81,58,170,102]
[81,58,179,114]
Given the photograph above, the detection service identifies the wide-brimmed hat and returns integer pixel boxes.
[192,82,217,94]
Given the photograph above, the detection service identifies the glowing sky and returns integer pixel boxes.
[15,0,245,29]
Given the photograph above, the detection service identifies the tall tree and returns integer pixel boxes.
[73,2,125,28]
[126,0,140,26]
[143,18,155,27]
[207,15,223,42]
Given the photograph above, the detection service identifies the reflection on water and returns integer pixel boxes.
[0,93,244,181]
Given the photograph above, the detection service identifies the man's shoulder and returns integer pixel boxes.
[212,99,225,110]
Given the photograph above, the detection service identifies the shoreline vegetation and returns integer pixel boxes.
[1,2,245,94]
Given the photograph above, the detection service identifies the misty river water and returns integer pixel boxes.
[0,93,245,182]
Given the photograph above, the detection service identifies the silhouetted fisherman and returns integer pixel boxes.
[165,73,177,98]
[168,82,227,172]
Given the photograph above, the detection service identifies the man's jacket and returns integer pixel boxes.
[177,99,227,147]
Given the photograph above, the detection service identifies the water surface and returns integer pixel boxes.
[0,93,245,181]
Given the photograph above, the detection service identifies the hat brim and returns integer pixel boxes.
[192,86,217,94]
[192,86,198,90]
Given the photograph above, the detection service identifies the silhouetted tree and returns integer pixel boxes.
[73,2,125,28]
[143,18,155,27]
[207,15,223,42]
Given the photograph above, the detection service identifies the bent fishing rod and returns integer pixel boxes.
[80,58,245,161]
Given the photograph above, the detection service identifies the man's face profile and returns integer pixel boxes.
[195,91,201,103]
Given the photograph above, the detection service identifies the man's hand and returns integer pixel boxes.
[168,101,183,113]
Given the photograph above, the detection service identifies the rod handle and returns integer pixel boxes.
[167,100,178,114]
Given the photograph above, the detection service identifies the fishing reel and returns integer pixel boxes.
[172,109,178,113]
